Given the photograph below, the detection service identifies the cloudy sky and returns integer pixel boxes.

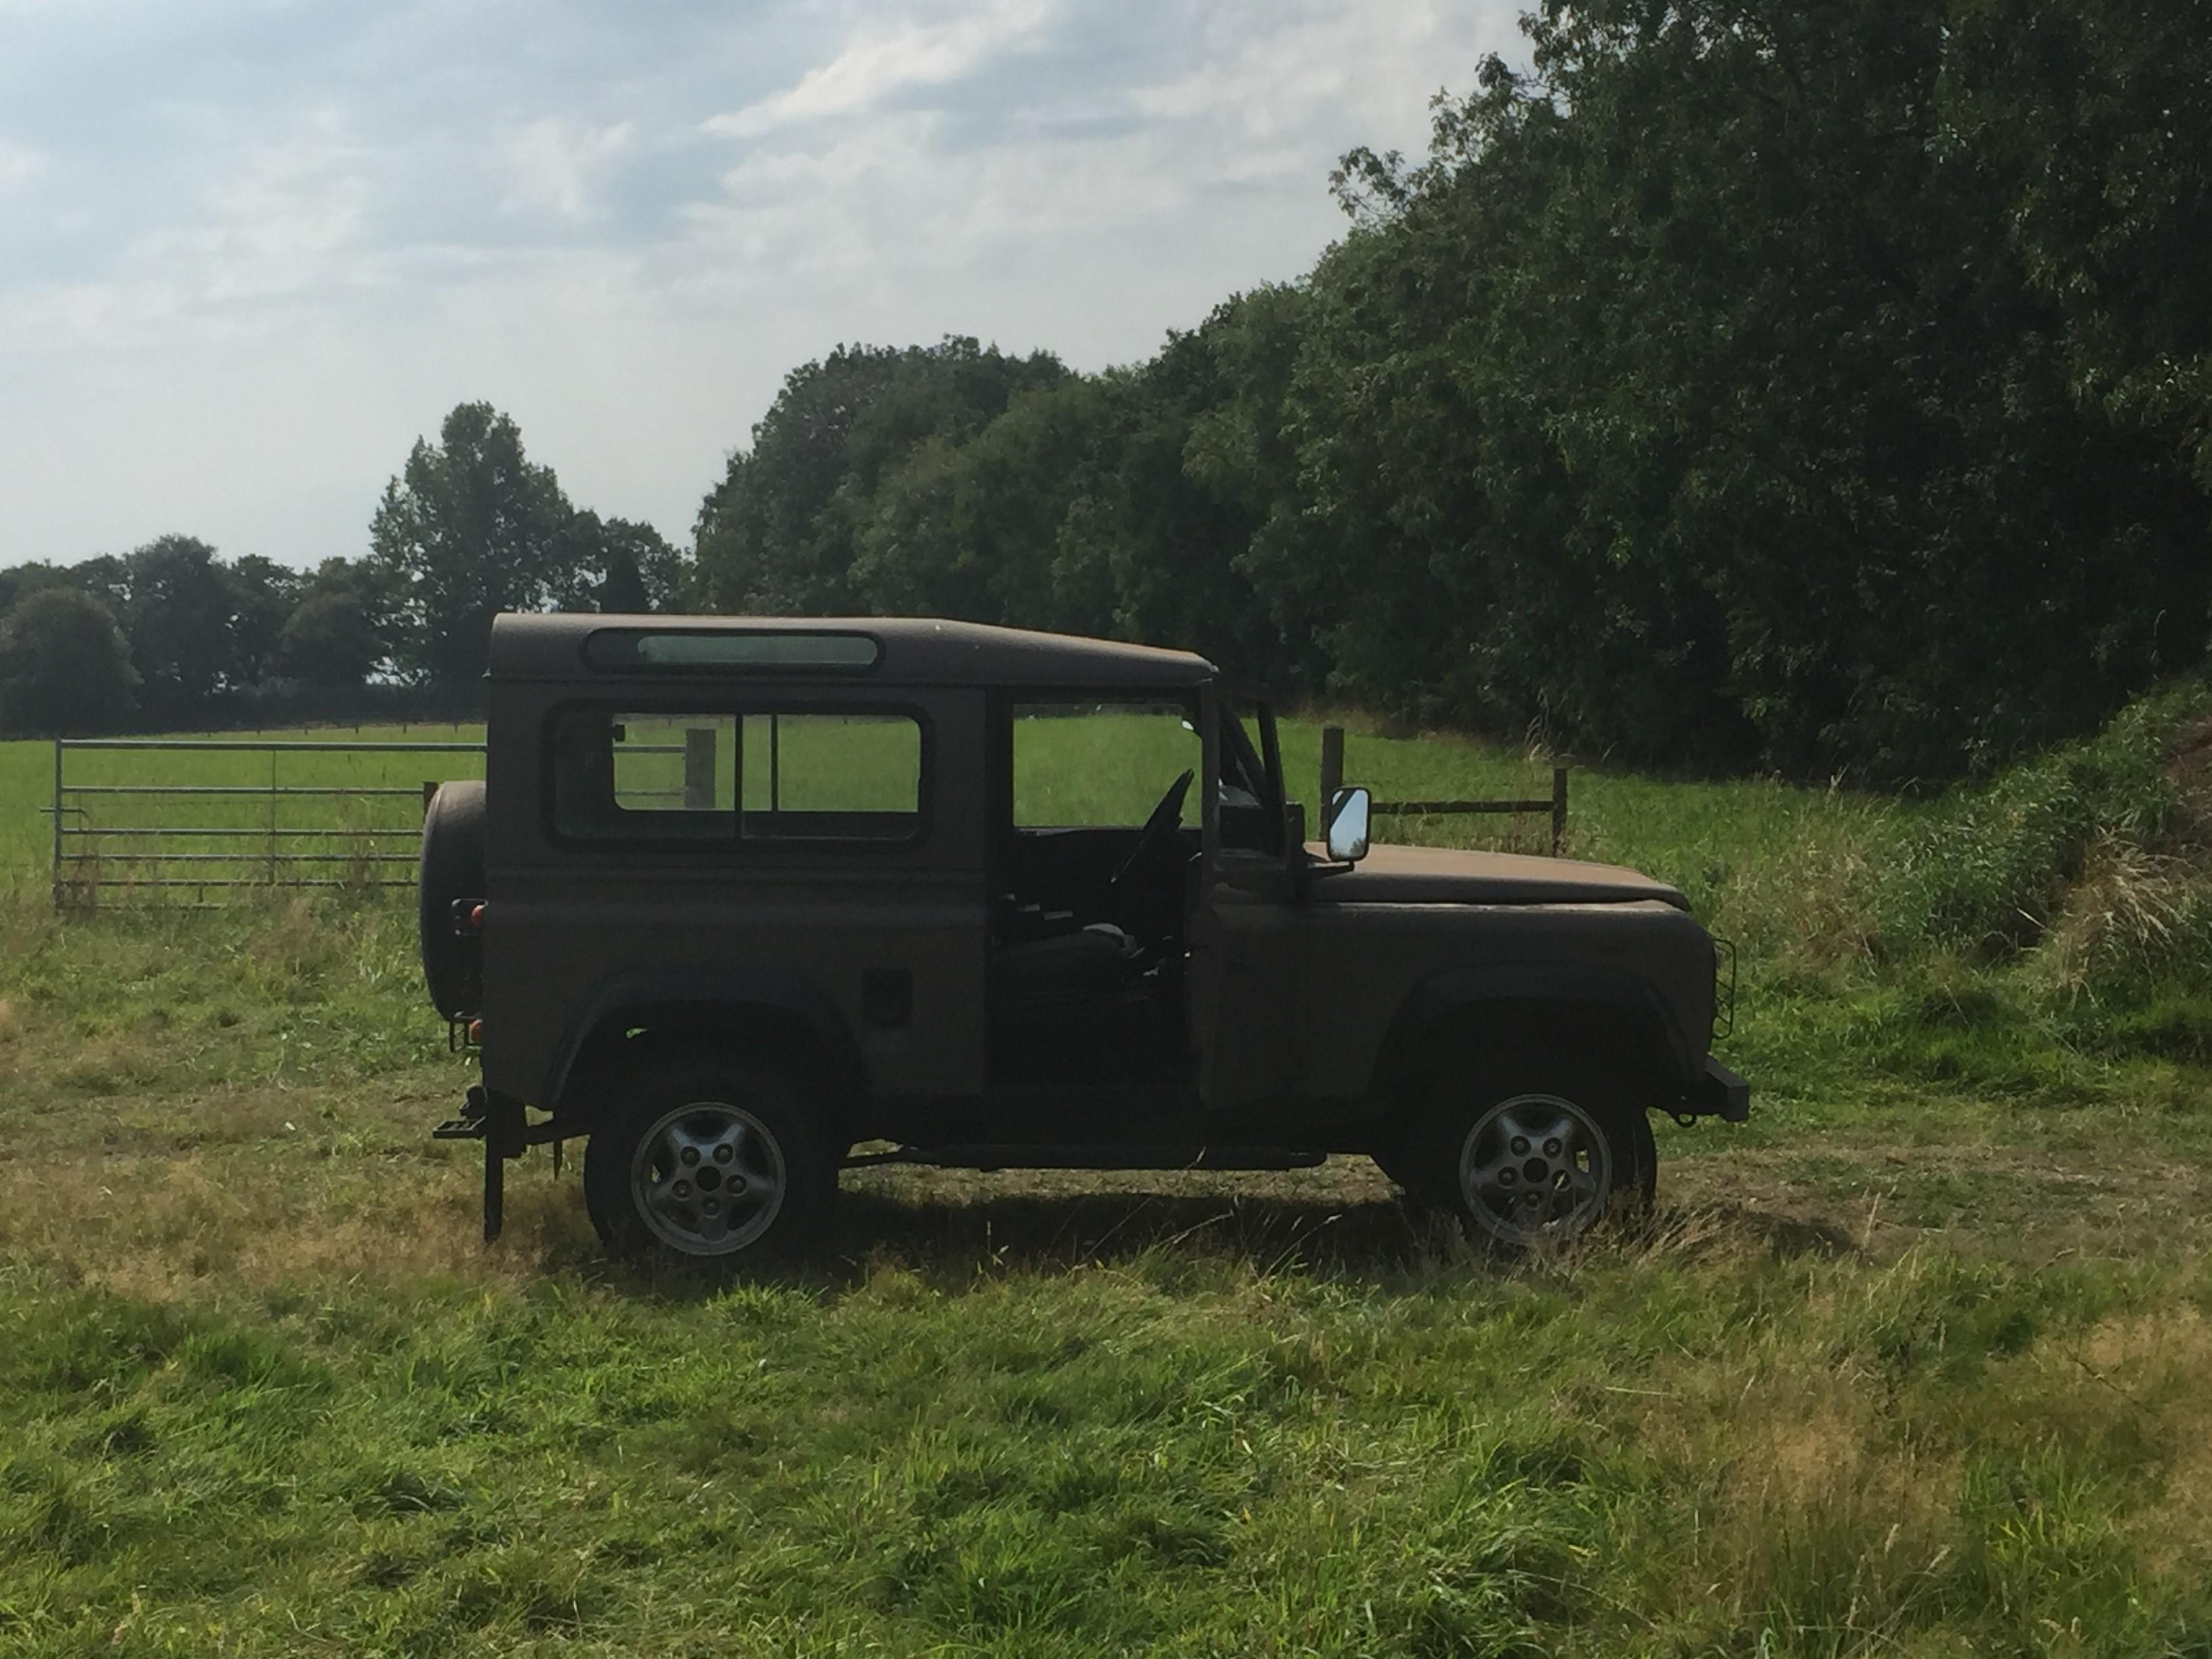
[0,0,1520,571]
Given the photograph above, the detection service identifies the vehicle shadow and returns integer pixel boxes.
[828,1185,1430,1276]
[594,1181,1862,1303]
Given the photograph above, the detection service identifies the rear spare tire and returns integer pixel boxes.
[419,779,487,1018]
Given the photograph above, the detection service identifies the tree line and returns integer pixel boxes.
[697,0,2211,779]
[7,0,2208,779]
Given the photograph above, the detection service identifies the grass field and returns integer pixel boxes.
[3,699,2211,1655]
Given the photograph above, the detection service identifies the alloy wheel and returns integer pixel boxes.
[1456,1092,1614,1247]
[628,1101,788,1255]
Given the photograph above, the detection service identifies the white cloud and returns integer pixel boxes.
[681,0,1507,338]
[0,138,47,194]
[1132,0,1475,140]
[703,0,1053,138]
[503,118,634,218]
[187,116,369,303]
[1,111,371,352]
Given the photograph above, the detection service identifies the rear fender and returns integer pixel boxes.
[541,968,867,1138]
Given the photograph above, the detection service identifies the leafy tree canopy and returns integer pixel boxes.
[696,337,1068,615]
[369,403,577,683]
[0,585,138,735]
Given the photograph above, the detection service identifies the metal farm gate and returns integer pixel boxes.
[47,736,487,908]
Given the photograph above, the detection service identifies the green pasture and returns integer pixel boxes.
[1,713,1902,951]
[3,697,2211,1654]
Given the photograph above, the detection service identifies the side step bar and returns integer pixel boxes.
[844,1143,1328,1173]
[432,1085,567,1242]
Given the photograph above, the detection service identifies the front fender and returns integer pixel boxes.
[1371,961,1702,1109]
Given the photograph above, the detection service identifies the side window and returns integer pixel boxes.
[551,710,736,841]
[741,714,922,841]
[550,707,922,844]
[1012,701,1200,828]
[614,715,737,815]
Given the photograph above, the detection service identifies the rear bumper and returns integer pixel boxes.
[1690,1056,1751,1122]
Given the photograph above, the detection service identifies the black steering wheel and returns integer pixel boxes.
[1109,769,1194,891]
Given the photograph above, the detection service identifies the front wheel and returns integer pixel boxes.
[1394,1071,1656,1250]
[584,1053,837,1265]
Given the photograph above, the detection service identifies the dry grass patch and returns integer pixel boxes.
[2024,1305,2212,1580]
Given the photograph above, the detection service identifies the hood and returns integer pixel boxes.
[1308,843,1687,908]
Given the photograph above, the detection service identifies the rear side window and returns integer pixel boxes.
[550,708,922,845]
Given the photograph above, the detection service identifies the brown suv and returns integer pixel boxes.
[422,614,1747,1260]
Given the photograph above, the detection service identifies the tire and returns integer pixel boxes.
[583,1051,838,1266]
[419,779,487,1019]
[1396,1061,1656,1250]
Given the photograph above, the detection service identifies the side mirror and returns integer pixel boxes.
[1324,787,1370,863]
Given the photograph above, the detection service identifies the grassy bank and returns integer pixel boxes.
[3,690,2211,1654]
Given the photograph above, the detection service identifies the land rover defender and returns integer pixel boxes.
[421,614,1748,1260]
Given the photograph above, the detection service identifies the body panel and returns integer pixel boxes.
[1285,898,1718,1104]
[1314,844,1687,908]
[479,679,989,1109]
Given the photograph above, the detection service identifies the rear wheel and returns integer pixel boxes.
[1393,1064,1656,1250]
[584,1052,837,1265]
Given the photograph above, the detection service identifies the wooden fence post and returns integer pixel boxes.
[1319,725,1345,813]
[1551,767,1568,856]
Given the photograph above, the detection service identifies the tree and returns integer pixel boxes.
[695,339,1067,614]
[369,403,575,682]
[851,377,1127,633]
[119,534,241,720]
[228,554,302,687]
[277,591,382,687]
[0,586,138,735]
[1258,0,2211,774]
[554,514,693,614]
[0,562,72,618]
[671,3,2212,779]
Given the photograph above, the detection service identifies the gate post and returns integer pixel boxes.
[51,737,62,909]
[683,728,717,811]
[1551,766,1568,856]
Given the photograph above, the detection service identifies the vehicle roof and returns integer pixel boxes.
[489,612,1219,688]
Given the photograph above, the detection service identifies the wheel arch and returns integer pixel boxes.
[1369,963,1695,1122]
[541,968,867,1141]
